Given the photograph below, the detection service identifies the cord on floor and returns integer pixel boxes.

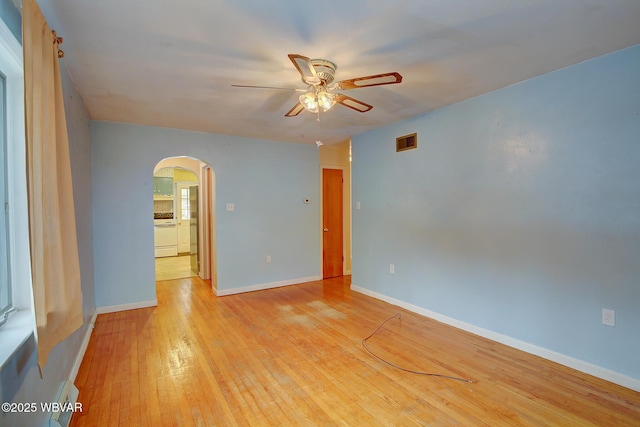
[362,313,473,383]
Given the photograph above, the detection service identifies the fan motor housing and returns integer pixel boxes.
[310,59,337,85]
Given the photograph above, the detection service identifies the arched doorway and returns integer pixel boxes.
[152,156,216,289]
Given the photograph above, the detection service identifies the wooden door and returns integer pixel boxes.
[322,169,343,278]
[189,185,199,275]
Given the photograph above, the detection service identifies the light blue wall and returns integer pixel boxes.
[0,10,96,424]
[0,0,20,42]
[352,44,640,380]
[91,122,321,307]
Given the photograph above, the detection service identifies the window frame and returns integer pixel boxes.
[0,14,35,367]
[1,69,10,320]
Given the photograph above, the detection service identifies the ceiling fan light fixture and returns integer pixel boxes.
[300,86,335,114]
[317,91,335,111]
[233,53,403,118]
[299,92,319,113]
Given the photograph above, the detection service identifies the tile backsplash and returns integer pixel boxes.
[154,199,173,214]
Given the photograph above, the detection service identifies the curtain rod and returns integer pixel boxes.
[12,0,65,58]
[52,29,64,58]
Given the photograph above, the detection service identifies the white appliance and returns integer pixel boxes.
[154,221,178,257]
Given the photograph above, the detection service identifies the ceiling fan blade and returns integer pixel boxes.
[285,102,305,117]
[288,54,321,85]
[334,94,373,113]
[335,72,402,90]
[231,84,306,92]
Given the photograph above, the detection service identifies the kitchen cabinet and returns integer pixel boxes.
[153,177,173,196]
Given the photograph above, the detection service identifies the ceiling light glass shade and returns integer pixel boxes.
[299,92,319,113]
[317,91,335,111]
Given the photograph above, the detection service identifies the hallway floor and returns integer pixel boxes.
[155,254,195,281]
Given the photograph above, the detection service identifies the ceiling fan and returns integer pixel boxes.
[232,54,402,117]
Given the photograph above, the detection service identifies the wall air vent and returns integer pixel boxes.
[49,380,80,427]
[396,133,417,152]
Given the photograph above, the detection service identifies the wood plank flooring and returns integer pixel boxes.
[155,255,194,281]
[70,276,640,426]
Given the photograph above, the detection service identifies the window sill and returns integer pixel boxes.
[0,310,34,370]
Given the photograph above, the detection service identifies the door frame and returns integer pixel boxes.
[199,164,214,285]
[189,184,199,276]
[153,158,216,288]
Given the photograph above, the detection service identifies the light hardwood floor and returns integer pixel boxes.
[155,254,195,281]
[70,276,640,426]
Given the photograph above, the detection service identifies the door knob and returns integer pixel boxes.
[323,228,329,232]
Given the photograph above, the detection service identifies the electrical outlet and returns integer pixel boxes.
[390,264,395,274]
[602,308,615,327]
[266,255,271,263]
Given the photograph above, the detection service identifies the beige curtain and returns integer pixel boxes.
[23,0,83,371]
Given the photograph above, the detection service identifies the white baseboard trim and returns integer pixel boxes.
[95,299,158,315]
[69,310,97,383]
[216,276,322,297]
[351,284,640,392]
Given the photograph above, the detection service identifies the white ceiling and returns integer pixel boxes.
[36,0,640,145]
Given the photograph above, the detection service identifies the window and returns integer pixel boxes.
[0,71,10,321]
[0,14,33,367]
[181,187,190,220]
